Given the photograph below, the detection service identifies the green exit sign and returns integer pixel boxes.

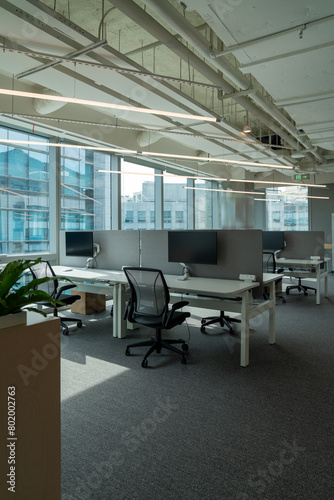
[295,174,310,181]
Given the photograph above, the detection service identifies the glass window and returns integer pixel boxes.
[164,210,172,225]
[138,210,146,223]
[0,127,50,255]
[163,175,187,229]
[195,180,213,229]
[266,187,308,231]
[125,211,134,223]
[61,147,112,230]
[121,159,155,230]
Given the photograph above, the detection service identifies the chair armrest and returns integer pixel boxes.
[170,300,189,311]
[164,301,189,325]
[123,298,135,322]
[56,283,77,298]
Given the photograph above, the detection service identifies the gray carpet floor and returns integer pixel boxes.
[60,275,334,500]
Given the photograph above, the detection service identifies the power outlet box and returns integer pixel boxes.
[239,274,256,282]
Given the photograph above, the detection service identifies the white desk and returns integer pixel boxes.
[54,267,278,367]
[164,273,279,367]
[53,266,129,338]
[276,257,330,304]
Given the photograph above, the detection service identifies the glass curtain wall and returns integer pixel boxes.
[61,146,112,231]
[121,160,155,230]
[195,180,214,229]
[266,186,308,230]
[0,127,49,254]
[163,175,187,229]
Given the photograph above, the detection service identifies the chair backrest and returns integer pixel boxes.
[30,260,58,297]
[123,267,169,321]
[263,252,276,273]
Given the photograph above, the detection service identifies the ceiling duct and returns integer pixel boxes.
[33,88,66,115]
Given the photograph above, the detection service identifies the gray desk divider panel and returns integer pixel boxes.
[141,230,263,297]
[279,231,324,260]
[59,230,140,270]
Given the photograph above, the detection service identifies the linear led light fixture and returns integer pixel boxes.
[183,186,263,196]
[0,138,294,171]
[97,169,227,182]
[230,178,327,189]
[0,187,29,198]
[254,198,282,202]
[264,192,329,200]
[61,183,102,204]
[99,169,326,191]
[0,89,218,123]
[143,151,293,169]
[184,186,329,200]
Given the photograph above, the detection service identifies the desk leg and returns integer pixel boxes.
[324,261,329,298]
[240,290,250,367]
[316,266,321,305]
[113,283,127,339]
[268,280,276,345]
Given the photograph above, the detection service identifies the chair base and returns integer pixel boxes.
[53,310,82,335]
[286,278,316,297]
[200,311,240,335]
[125,329,188,367]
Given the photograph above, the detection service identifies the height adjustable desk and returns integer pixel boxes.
[276,257,330,304]
[53,267,279,367]
[53,266,129,338]
[165,273,279,367]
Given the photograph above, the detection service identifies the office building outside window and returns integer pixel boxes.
[266,186,308,230]
[163,177,187,229]
[121,160,155,230]
[0,127,50,255]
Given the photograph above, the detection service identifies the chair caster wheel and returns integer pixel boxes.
[63,328,69,336]
[304,292,308,296]
[181,356,187,364]
[77,321,82,328]
[125,347,130,356]
[141,359,148,368]
[200,326,206,334]
[286,290,289,295]
[182,343,188,352]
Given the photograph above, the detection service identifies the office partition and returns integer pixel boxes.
[59,230,140,269]
[279,231,325,259]
[141,229,263,296]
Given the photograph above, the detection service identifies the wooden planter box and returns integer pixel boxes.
[0,315,61,500]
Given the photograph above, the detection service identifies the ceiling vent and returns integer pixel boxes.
[257,134,282,151]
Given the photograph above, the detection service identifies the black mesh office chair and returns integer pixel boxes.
[123,267,190,368]
[263,251,286,303]
[30,260,83,335]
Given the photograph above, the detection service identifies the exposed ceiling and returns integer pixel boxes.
[0,0,334,182]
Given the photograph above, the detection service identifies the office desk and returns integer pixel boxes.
[53,266,129,338]
[276,257,330,304]
[54,267,278,367]
[165,273,279,367]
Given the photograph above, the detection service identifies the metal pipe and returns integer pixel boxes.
[135,0,326,164]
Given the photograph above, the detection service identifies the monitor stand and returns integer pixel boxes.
[177,263,190,281]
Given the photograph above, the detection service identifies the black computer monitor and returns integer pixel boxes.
[65,231,94,257]
[168,230,217,265]
[263,231,285,251]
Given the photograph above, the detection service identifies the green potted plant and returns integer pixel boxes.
[0,257,65,328]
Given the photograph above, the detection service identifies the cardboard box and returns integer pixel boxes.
[71,291,106,314]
